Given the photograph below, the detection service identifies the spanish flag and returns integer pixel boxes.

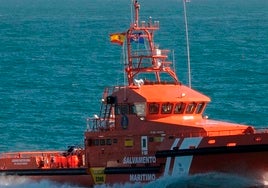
[110,33,126,46]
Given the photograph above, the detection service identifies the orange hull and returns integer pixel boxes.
[1,1,267,187]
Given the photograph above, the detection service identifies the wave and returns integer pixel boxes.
[0,172,265,188]
[0,175,74,188]
[94,173,265,188]
[145,173,264,188]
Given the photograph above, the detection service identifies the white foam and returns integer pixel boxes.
[0,175,74,188]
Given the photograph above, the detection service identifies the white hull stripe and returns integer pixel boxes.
[164,138,180,176]
[164,137,202,177]
[172,137,202,176]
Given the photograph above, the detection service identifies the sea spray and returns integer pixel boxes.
[93,172,265,188]
[144,172,263,188]
[0,175,75,188]
[0,175,29,187]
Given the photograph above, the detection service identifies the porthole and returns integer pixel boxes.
[113,139,118,144]
[106,139,112,145]
[93,139,99,146]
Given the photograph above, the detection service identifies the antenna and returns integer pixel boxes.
[131,0,134,24]
[183,0,191,88]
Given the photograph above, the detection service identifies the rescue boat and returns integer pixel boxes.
[1,1,267,187]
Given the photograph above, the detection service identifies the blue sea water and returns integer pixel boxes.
[0,0,267,187]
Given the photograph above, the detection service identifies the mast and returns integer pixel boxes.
[124,0,180,86]
[134,0,140,27]
[183,0,192,88]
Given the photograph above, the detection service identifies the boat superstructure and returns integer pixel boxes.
[1,1,267,187]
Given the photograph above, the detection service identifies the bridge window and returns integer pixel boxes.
[161,103,173,114]
[115,105,121,115]
[134,102,146,116]
[174,102,186,114]
[195,102,205,114]
[129,104,136,114]
[115,104,133,115]
[186,102,197,114]
[121,105,129,114]
[149,103,159,114]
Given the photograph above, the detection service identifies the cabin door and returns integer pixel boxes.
[141,136,148,155]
